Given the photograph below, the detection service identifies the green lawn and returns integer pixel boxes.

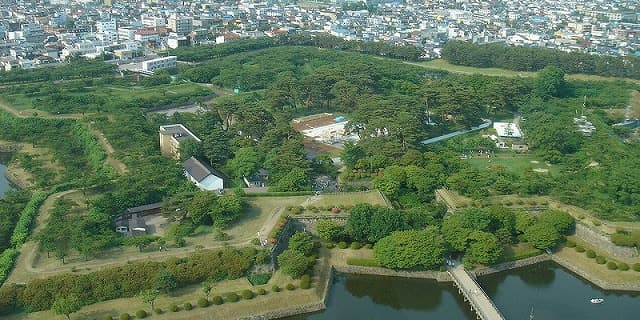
[411,59,640,83]
[307,190,389,208]
[467,154,562,175]
[412,60,532,77]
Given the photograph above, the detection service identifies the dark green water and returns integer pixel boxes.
[289,274,476,320]
[290,262,640,320]
[479,261,640,320]
[0,154,14,197]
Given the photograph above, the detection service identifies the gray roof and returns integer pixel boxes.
[182,156,223,182]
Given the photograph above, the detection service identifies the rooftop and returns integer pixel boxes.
[183,156,224,182]
[159,124,201,142]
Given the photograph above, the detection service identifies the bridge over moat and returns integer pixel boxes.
[448,265,506,320]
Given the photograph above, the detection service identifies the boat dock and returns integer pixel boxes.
[449,265,506,320]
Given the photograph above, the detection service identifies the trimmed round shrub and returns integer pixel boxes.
[184,302,193,311]
[593,220,602,226]
[575,245,585,252]
[258,288,267,295]
[242,289,254,300]
[300,274,311,289]
[595,256,606,264]
[337,241,348,249]
[633,263,640,272]
[272,285,281,292]
[515,199,524,205]
[119,313,130,320]
[170,304,180,312]
[578,215,585,220]
[226,292,239,302]
[153,308,163,315]
[364,243,373,249]
[286,283,296,291]
[198,298,210,307]
[586,250,596,258]
[211,295,224,305]
[350,241,361,249]
[325,242,335,249]
[566,240,576,248]
[607,261,618,270]
[135,310,147,319]
[619,262,630,271]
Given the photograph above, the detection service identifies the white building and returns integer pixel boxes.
[134,29,160,42]
[168,14,193,35]
[493,122,522,138]
[141,15,166,28]
[141,56,177,73]
[118,26,137,41]
[182,157,224,191]
[97,19,117,33]
[97,30,118,44]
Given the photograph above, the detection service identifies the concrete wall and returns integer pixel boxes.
[473,254,552,277]
[575,224,638,258]
[551,255,640,292]
[333,264,452,282]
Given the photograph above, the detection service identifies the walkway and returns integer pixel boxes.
[420,119,492,145]
[448,265,505,320]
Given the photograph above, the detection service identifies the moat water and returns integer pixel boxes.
[0,154,15,198]
[289,262,640,320]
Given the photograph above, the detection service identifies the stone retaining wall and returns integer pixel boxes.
[575,224,638,258]
[551,255,640,292]
[473,254,552,277]
[333,264,451,282]
[240,302,326,320]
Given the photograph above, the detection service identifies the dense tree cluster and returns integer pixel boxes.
[171,33,421,63]
[441,40,640,79]
[0,112,107,186]
[277,232,316,278]
[374,227,446,270]
[0,191,31,252]
[0,247,255,315]
[0,59,115,84]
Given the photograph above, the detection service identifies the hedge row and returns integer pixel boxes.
[0,181,78,286]
[9,191,50,247]
[72,123,111,175]
[0,249,18,285]
[0,247,254,315]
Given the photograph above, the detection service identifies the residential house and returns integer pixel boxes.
[183,156,225,191]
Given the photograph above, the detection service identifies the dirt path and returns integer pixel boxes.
[5,189,79,284]
[86,123,128,174]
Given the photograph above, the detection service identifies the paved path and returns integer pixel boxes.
[448,265,505,320]
[421,119,492,144]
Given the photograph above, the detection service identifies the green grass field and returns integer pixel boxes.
[412,59,640,83]
[467,154,562,175]
[307,190,389,208]
[413,60,531,77]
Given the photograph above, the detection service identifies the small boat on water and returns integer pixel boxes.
[590,298,604,304]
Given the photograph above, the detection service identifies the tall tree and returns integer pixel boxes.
[51,294,82,320]
[373,227,446,270]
